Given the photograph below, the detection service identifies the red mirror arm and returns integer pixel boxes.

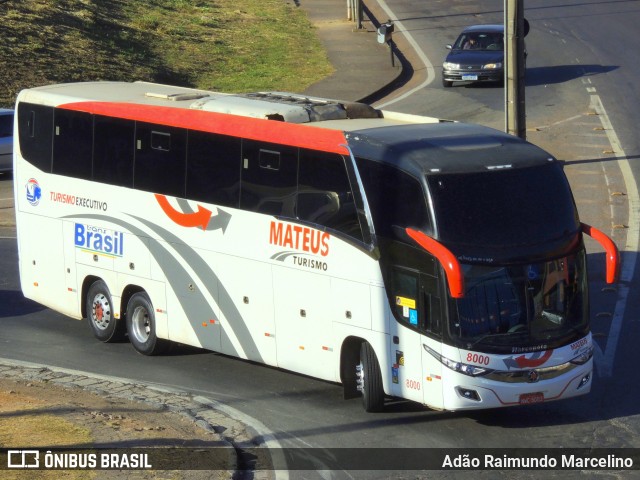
[581,223,620,284]
[405,228,465,298]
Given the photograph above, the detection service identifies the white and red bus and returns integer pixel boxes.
[13,81,619,411]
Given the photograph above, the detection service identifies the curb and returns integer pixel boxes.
[0,357,276,478]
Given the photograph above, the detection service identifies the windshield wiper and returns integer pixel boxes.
[466,330,528,349]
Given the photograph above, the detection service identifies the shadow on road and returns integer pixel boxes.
[0,289,45,318]
[526,64,618,86]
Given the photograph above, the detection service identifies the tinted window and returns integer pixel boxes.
[356,158,431,238]
[427,163,579,247]
[297,150,363,241]
[240,141,297,216]
[186,131,241,207]
[390,267,442,337]
[52,110,93,179]
[135,123,187,197]
[17,103,54,172]
[391,268,420,327]
[93,116,134,188]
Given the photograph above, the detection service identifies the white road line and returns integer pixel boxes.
[372,0,435,109]
[589,93,639,378]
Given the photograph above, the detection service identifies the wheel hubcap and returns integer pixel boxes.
[131,306,151,343]
[92,294,111,330]
[356,362,364,393]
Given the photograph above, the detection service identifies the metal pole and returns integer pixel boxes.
[504,0,526,139]
[388,41,395,67]
[347,0,353,21]
[356,0,363,30]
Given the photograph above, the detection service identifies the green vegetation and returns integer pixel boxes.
[0,0,334,107]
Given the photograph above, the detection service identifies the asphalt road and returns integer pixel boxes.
[1,0,640,478]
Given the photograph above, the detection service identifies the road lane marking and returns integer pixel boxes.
[588,92,639,378]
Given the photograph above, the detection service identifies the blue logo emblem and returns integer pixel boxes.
[26,178,42,206]
[409,309,418,325]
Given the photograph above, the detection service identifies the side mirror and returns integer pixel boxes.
[446,44,452,50]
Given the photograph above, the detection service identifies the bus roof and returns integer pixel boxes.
[346,122,557,175]
[18,81,556,174]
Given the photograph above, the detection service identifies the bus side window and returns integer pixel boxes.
[421,273,442,337]
[52,109,93,180]
[391,268,421,328]
[186,131,241,208]
[391,268,442,337]
[240,140,297,216]
[297,150,364,242]
[17,103,54,173]
[134,122,187,198]
[93,116,134,188]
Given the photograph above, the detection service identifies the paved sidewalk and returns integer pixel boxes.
[301,0,402,102]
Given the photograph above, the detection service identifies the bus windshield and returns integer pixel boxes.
[427,163,579,248]
[449,250,588,352]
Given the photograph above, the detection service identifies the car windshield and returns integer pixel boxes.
[448,250,588,352]
[0,113,13,138]
[453,32,503,51]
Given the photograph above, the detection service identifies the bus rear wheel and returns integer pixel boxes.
[356,342,384,412]
[86,280,124,343]
[126,292,168,356]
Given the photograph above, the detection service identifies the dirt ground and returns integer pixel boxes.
[0,377,236,479]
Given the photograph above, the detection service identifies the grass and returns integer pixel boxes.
[0,388,94,479]
[0,0,334,107]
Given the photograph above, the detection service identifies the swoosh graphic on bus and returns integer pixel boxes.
[155,194,212,230]
[175,198,232,233]
[270,251,298,262]
[503,350,553,370]
[63,213,241,358]
[130,215,265,364]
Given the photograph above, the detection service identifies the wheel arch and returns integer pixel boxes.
[340,333,392,399]
[80,275,103,319]
[120,283,146,322]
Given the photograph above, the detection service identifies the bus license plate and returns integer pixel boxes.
[462,74,478,81]
[519,392,544,405]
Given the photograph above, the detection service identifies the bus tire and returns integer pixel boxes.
[358,342,385,412]
[86,280,124,343]
[126,292,169,356]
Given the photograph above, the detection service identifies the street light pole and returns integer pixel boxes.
[505,0,527,139]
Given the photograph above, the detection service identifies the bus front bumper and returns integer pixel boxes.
[440,361,592,411]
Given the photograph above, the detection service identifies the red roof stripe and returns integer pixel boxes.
[59,101,350,155]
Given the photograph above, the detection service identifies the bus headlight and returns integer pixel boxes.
[570,346,594,365]
[423,344,492,377]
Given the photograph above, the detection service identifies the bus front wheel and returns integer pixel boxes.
[126,292,169,356]
[357,342,385,412]
[86,280,124,343]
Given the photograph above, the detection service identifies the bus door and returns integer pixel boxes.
[387,266,445,408]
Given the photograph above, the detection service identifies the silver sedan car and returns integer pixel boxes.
[0,108,14,172]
